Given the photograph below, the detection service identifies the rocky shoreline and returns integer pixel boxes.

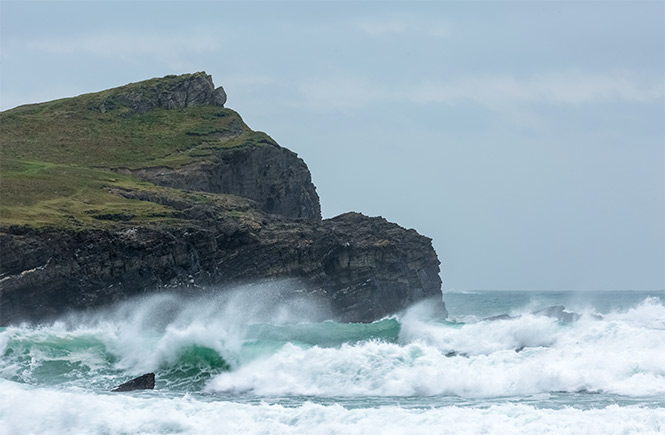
[0,211,443,325]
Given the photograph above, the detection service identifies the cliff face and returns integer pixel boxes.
[0,212,442,324]
[124,143,322,221]
[0,72,443,325]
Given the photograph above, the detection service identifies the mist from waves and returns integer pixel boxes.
[2,286,665,434]
[0,280,397,392]
[1,284,663,400]
[205,295,665,397]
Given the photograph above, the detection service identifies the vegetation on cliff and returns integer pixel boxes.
[0,73,283,229]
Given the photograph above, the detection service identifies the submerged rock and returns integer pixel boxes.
[484,306,583,323]
[483,313,514,322]
[111,373,155,392]
[533,305,580,323]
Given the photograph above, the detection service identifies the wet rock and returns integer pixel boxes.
[445,351,469,358]
[111,373,155,392]
[533,305,580,323]
[0,212,442,325]
[483,313,513,321]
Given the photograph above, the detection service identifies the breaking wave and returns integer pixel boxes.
[1,288,664,399]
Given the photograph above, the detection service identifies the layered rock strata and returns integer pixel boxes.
[123,142,321,221]
[0,212,442,324]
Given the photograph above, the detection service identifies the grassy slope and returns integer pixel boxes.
[0,75,273,230]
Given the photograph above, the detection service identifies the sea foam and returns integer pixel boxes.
[1,380,664,435]
[207,297,665,397]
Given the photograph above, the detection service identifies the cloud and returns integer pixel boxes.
[292,71,664,111]
[354,16,449,38]
[410,72,665,107]
[355,18,409,36]
[292,77,387,111]
[216,74,277,89]
[25,33,220,68]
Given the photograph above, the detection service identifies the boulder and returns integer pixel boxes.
[111,373,155,392]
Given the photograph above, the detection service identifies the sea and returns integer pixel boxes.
[1,286,664,434]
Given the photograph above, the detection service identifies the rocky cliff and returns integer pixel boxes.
[98,71,227,114]
[122,140,321,221]
[0,212,442,324]
[0,72,444,325]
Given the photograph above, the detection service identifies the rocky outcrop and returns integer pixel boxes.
[112,373,155,392]
[98,72,226,114]
[0,211,442,325]
[482,306,596,323]
[125,143,322,221]
[533,305,582,323]
[99,73,321,221]
[0,72,444,326]
[313,213,443,321]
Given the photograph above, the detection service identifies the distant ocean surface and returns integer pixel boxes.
[1,288,664,434]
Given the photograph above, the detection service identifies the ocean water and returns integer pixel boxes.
[1,286,664,434]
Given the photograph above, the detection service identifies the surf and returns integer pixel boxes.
[1,289,663,399]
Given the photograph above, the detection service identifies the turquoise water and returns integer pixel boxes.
[1,287,664,434]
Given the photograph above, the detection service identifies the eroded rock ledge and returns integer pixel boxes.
[0,212,442,325]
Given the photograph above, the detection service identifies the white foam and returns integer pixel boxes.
[0,284,329,381]
[3,293,664,399]
[1,380,664,435]
[206,298,665,397]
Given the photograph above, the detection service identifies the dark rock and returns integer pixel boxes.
[533,305,580,323]
[0,73,443,326]
[111,373,155,392]
[445,351,468,358]
[483,313,513,321]
[98,72,226,115]
[123,143,322,221]
[0,211,442,325]
[211,86,227,107]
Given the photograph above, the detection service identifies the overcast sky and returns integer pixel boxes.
[1,1,663,291]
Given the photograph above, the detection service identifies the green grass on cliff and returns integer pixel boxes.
[0,159,175,229]
[0,158,259,230]
[0,74,275,229]
[0,104,276,169]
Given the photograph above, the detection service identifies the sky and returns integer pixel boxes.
[1,1,663,291]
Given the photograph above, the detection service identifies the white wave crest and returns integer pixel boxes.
[206,298,665,397]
